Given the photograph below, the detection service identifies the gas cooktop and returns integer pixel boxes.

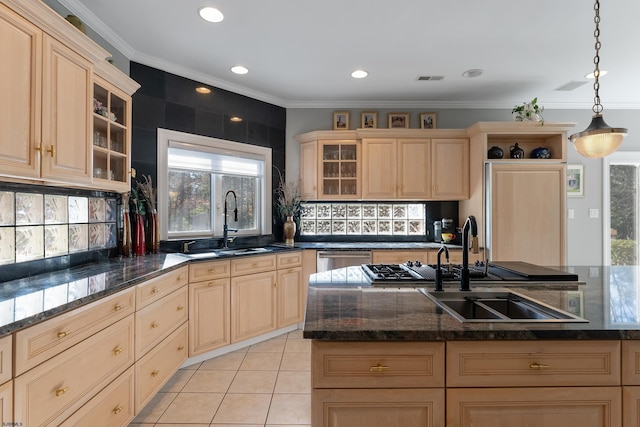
[361,261,579,286]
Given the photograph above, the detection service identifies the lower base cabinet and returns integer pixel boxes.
[313,388,445,427]
[61,366,135,427]
[448,387,621,427]
[0,380,11,426]
[231,270,277,343]
[135,322,188,412]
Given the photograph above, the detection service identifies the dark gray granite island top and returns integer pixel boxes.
[303,265,640,341]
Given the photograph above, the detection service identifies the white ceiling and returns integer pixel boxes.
[61,0,640,109]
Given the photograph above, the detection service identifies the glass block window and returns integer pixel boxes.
[300,202,426,236]
[0,190,117,266]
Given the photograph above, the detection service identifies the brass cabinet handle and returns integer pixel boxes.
[151,370,160,377]
[207,269,216,273]
[177,345,185,351]
[207,281,214,287]
[177,305,184,311]
[113,347,122,356]
[370,364,390,373]
[35,146,42,153]
[529,362,550,370]
[252,263,258,268]
[46,145,55,157]
[274,282,277,288]
[113,304,123,311]
[178,275,185,281]
[151,287,160,294]
[112,405,123,415]
[57,330,70,339]
[151,322,159,328]
[55,386,69,397]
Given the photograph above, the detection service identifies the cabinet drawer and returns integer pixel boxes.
[135,322,188,412]
[372,250,429,264]
[622,340,640,385]
[14,314,135,427]
[231,254,276,276]
[0,380,12,427]
[312,341,445,388]
[277,251,302,269]
[136,266,188,309]
[447,340,620,387]
[14,286,135,375]
[189,259,230,282]
[60,366,134,427]
[0,335,11,385]
[135,285,188,358]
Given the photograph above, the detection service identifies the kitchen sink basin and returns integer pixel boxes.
[185,247,271,259]
[419,289,588,323]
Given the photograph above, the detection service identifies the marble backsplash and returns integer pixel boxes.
[0,186,118,266]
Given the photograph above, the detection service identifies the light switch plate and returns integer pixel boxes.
[589,208,599,218]
[568,209,575,219]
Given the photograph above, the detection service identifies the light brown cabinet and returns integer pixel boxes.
[276,252,304,328]
[231,265,278,343]
[431,138,469,199]
[188,259,231,356]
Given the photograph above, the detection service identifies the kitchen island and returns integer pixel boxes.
[304,265,640,426]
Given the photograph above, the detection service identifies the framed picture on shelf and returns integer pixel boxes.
[420,112,437,129]
[361,111,377,128]
[333,111,349,130]
[567,164,584,197]
[388,112,409,128]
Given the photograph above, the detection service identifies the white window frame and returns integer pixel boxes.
[157,128,272,240]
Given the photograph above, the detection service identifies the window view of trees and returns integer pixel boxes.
[222,176,257,231]
[610,164,638,265]
[168,170,211,233]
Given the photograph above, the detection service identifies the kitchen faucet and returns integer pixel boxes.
[434,245,449,292]
[222,190,238,249]
[460,215,479,291]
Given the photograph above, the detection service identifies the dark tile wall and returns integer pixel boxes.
[129,62,287,217]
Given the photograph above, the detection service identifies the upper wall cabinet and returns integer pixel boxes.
[297,129,469,201]
[0,0,138,192]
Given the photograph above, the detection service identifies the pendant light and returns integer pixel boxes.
[569,0,627,158]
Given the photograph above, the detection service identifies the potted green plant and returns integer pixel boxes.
[512,97,544,125]
[274,167,301,245]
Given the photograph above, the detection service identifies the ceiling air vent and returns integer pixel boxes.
[417,75,445,81]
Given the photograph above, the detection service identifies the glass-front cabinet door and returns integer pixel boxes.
[92,76,131,192]
[318,140,360,199]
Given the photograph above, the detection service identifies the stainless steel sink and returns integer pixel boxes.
[185,247,271,259]
[419,288,588,323]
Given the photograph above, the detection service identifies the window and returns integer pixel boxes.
[157,129,272,240]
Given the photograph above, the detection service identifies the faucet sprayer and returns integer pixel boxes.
[460,215,479,292]
[223,190,238,249]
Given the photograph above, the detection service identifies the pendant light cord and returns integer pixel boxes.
[592,0,603,115]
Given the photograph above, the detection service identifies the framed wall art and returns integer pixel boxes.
[388,112,409,129]
[361,111,377,128]
[567,164,584,197]
[420,112,437,129]
[333,111,349,130]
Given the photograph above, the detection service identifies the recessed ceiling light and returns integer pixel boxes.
[195,86,211,94]
[462,69,483,78]
[230,116,243,122]
[585,70,608,79]
[231,65,249,75]
[198,7,224,23]
[351,70,368,79]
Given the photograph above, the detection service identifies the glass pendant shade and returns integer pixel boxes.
[570,114,627,158]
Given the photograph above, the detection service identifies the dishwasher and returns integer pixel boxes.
[316,250,372,272]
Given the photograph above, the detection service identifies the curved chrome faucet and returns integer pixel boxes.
[223,190,238,249]
[460,215,479,291]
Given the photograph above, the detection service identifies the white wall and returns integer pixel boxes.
[286,108,640,266]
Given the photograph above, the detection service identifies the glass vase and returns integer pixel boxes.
[146,209,159,254]
[134,213,146,256]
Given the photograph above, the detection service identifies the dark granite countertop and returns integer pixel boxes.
[303,265,640,341]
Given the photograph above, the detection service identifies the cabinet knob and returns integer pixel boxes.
[57,330,70,339]
[273,282,277,288]
[177,305,184,311]
[151,322,160,328]
[369,364,390,373]
[177,345,185,351]
[46,145,55,157]
[112,405,123,415]
[151,287,160,294]
[529,362,550,370]
[151,370,160,377]
[113,304,123,311]
[113,347,123,356]
[55,386,69,397]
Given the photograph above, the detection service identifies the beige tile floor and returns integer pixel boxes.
[129,329,311,426]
